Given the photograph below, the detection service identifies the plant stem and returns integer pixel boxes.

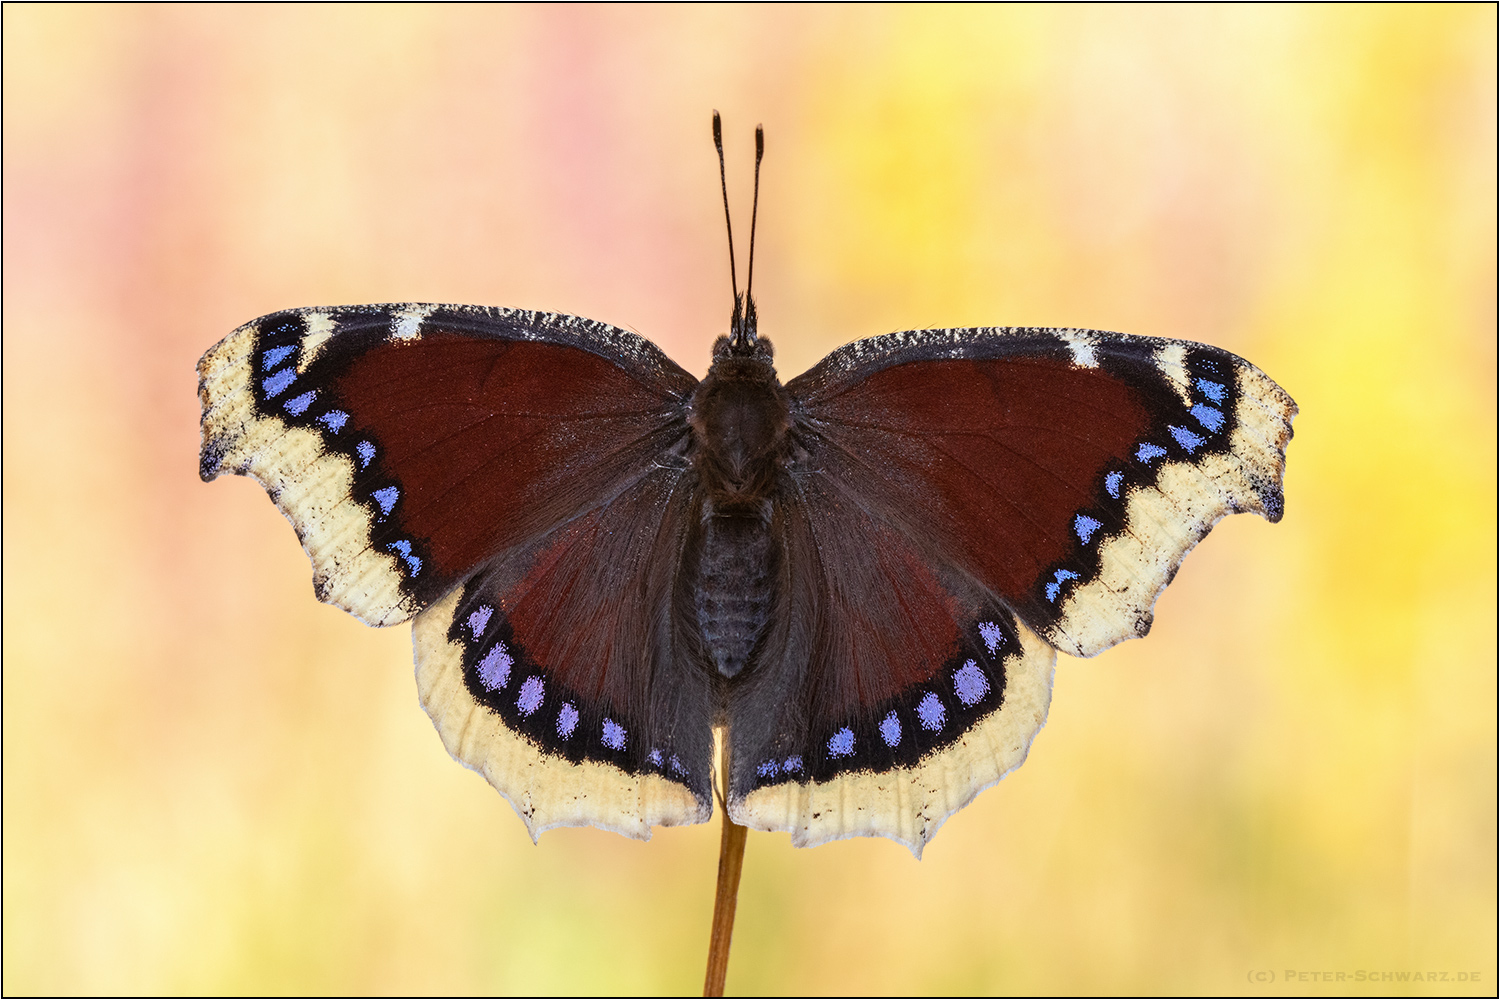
[703,768,748,995]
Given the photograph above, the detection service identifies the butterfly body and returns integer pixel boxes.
[200,302,1294,855]
[687,340,790,679]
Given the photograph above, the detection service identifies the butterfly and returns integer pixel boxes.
[198,126,1295,858]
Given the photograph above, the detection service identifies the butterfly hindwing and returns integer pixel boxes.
[784,327,1296,658]
[724,470,1056,856]
[415,462,714,839]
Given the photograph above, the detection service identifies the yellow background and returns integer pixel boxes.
[4,6,1494,995]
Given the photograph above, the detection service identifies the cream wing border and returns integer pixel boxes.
[730,620,1056,858]
[413,588,711,841]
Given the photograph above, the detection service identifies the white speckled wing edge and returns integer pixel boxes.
[728,621,1056,858]
[1050,360,1296,657]
[198,321,417,627]
[414,588,710,840]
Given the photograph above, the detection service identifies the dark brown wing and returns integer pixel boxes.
[783,327,1295,657]
[415,462,714,838]
[199,304,713,837]
[724,326,1294,855]
[725,467,1056,856]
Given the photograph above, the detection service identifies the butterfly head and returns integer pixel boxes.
[717,292,771,359]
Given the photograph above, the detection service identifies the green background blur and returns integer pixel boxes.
[4,6,1494,995]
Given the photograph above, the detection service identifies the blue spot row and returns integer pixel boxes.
[260,344,384,494]
[1114,368,1232,502]
[759,653,1004,783]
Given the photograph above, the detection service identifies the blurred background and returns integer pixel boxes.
[4,6,1494,995]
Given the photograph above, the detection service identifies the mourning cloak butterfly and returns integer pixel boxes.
[199,134,1295,858]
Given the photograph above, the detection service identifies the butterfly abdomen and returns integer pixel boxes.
[694,511,779,679]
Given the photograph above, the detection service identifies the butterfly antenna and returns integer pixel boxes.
[713,111,744,339]
[742,124,764,342]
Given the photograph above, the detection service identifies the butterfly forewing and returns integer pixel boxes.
[785,327,1296,659]
[198,304,697,624]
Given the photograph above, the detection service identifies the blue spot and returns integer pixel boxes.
[1190,404,1224,433]
[757,759,779,778]
[318,410,348,433]
[261,368,297,398]
[467,606,492,639]
[648,748,663,767]
[827,727,855,758]
[783,756,803,773]
[262,346,295,369]
[1169,425,1205,452]
[602,718,626,751]
[556,702,579,738]
[978,620,1003,652]
[954,660,990,707]
[373,486,399,516]
[669,755,686,775]
[1105,471,1125,498]
[1045,568,1080,603]
[880,711,902,747]
[1196,378,1226,402]
[477,642,511,690]
[1136,443,1167,464]
[356,441,376,468]
[284,390,316,415]
[516,676,544,715]
[1075,514,1102,544]
[385,539,421,576]
[917,692,946,731]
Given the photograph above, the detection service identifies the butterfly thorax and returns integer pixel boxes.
[688,345,789,679]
